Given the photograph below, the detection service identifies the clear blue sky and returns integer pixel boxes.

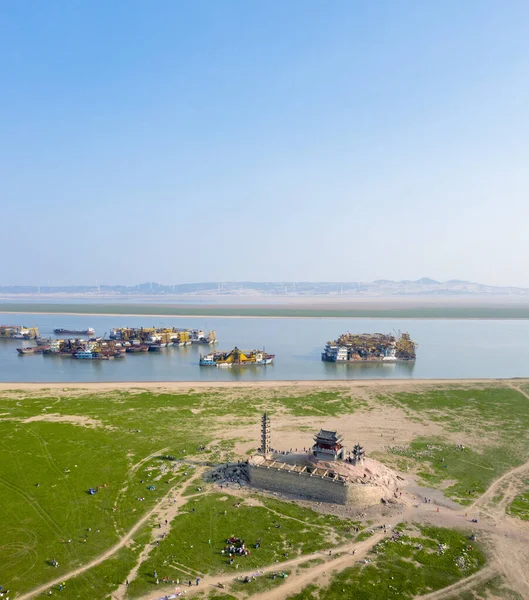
[2,1,529,286]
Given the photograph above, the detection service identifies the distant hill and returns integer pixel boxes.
[1,279,528,296]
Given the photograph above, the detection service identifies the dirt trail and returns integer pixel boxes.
[467,457,529,514]
[416,565,498,599]
[508,382,529,402]
[113,471,206,600]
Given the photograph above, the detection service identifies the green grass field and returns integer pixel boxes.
[376,387,529,504]
[507,482,529,521]
[287,524,485,600]
[126,493,354,598]
[2,382,527,598]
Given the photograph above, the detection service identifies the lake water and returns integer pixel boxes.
[1,314,529,382]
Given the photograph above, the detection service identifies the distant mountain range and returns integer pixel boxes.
[0,279,528,296]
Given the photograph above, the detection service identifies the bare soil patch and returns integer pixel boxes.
[23,413,105,428]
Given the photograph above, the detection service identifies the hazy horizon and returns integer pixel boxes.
[2,1,529,286]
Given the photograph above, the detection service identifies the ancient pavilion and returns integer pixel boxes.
[352,443,365,465]
[312,429,345,461]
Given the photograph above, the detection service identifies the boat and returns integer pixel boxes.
[53,327,95,335]
[321,332,417,363]
[126,345,149,353]
[110,326,217,345]
[72,350,107,360]
[190,329,218,344]
[17,346,48,355]
[0,325,39,339]
[199,355,216,365]
[35,337,51,346]
[200,347,275,366]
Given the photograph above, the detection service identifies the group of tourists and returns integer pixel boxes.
[223,536,251,562]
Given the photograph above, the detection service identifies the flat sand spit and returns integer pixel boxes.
[0,378,525,393]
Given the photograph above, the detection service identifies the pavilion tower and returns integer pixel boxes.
[312,429,345,461]
[352,443,365,466]
[261,411,271,457]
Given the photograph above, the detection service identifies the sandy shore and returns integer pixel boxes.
[0,378,523,392]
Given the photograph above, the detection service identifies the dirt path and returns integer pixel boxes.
[467,456,529,514]
[508,382,529,402]
[113,471,207,600]
[416,565,498,599]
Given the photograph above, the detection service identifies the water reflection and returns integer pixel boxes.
[322,360,416,379]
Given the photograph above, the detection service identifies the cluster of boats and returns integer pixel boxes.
[321,332,417,363]
[7,322,418,367]
[0,325,40,340]
[13,325,219,360]
[109,327,217,346]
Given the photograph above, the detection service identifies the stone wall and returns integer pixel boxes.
[248,464,384,507]
[248,463,349,504]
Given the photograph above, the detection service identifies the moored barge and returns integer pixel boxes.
[200,347,274,366]
[321,332,417,363]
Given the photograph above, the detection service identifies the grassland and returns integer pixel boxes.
[287,524,486,599]
[1,381,529,598]
[126,493,354,598]
[507,483,529,521]
[376,387,529,504]
[3,301,529,318]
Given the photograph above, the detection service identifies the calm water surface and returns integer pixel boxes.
[1,314,528,382]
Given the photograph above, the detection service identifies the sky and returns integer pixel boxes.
[1,1,529,287]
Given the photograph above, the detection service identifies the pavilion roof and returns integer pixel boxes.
[314,429,343,443]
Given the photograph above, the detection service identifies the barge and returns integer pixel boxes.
[1,325,39,340]
[109,326,217,346]
[200,347,274,367]
[53,327,95,336]
[17,346,49,355]
[321,332,417,363]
